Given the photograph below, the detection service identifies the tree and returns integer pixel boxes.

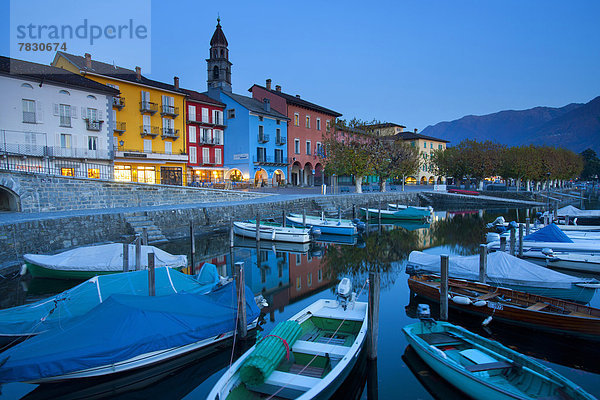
[371,138,420,192]
[580,148,600,181]
[323,132,374,193]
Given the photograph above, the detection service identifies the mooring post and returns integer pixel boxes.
[509,228,516,256]
[338,206,341,220]
[122,242,129,272]
[440,255,449,321]
[352,204,356,219]
[479,244,487,283]
[367,271,380,360]
[378,202,382,225]
[142,227,148,245]
[500,236,507,252]
[148,252,155,296]
[302,209,306,228]
[229,218,234,248]
[282,208,286,227]
[235,261,247,338]
[135,236,142,271]
[565,215,570,225]
[256,214,261,242]
[518,223,524,258]
[190,220,196,274]
[526,217,530,235]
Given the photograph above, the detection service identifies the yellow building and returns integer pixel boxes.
[52,52,188,185]
[399,129,449,185]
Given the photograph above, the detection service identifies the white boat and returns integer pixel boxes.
[233,221,312,243]
[388,204,433,213]
[407,250,600,303]
[520,250,600,274]
[286,213,359,236]
[207,278,368,400]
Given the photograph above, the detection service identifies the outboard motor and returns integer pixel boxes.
[310,227,322,237]
[541,247,554,257]
[337,278,352,310]
[417,304,431,320]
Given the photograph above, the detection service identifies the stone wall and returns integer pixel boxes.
[0,171,269,213]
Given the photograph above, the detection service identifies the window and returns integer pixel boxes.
[326,120,331,130]
[227,109,235,119]
[214,129,222,145]
[258,125,264,135]
[87,95,97,100]
[189,146,197,164]
[294,139,300,154]
[316,142,323,156]
[141,90,150,108]
[21,83,33,89]
[59,104,71,127]
[212,65,219,79]
[87,107,99,121]
[438,144,443,150]
[215,148,222,164]
[188,105,196,121]
[296,277,301,291]
[316,118,321,130]
[189,126,196,143]
[143,139,152,153]
[114,165,132,182]
[203,147,210,163]
[257,147,266,162]
[275,148,283,163]
[87,168,100,179]
[202,107,209,123]
[59,90,70,96]
[137,166,156,184]
[294,113,299,126]
[296,254,301,265]
[88,136,97,151]
[307,273,312,287]
[423,142,427,148]
[318,269,323,282]
[276,119,280,125]
[61,168,74,177]
[258,116,263,122]
[60,133,72,148]
[164,141,172,155]
[306,140,311,155]
[22,99,36,123]
[163,117,174,135]
[212,109,223,125]
[161,95,175,114]
[202,128,210,143]
[305,115,310,128]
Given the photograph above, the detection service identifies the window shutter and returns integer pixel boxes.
[72,135,77,149]
[53,104,59,116]
[98,109,103,121]
[81,107,87,119]
[72,106,77,118]
[168,96,174,106]
[189,126,196,143]
[188,105,195,120]
[56,134,61,148]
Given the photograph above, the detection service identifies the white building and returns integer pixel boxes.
[0,56,118,179]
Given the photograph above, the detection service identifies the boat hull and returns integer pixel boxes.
[25,262,119,280]
[360,207,431,221]
[286,215,357,236]
[521,253,600,274]
[233,222,311,243]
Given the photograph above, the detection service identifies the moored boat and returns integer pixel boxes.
[407,274,600,340]
[233,221,313,243]
[403,306,595,400]
[360,206,432,221]
[23,243,187,280]
[286,213,359,236]
[207,278,368,400]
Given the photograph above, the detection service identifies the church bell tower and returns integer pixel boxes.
[207,17,232,92]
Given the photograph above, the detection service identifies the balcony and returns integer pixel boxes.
[276,135,286,145]
[161,104,179,117]
[23,112,36,124]
[114,146,187,162]
[253,155,289,166]
[140,125,159,138]
[112,97,125,110]
[139,101,158,114]
[162,128,180,140]
[59,116,72,128]
[85,119,102,131]
[113,121,126,135]
[258,133,270,144]
[0,143,111,160]
[199,136,223,145]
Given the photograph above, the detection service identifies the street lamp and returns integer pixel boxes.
[546,171,551,214]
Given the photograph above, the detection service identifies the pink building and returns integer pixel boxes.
[249,80,341,186]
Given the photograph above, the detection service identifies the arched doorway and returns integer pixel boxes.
[225,168,243,182]
[303,162,313,186]
[291,162,302,186]
[314,163,323,186]
[272,169,285,186]
[420,176,427,185]
[405,176,417,185]
[0,186,20,211]
[437,177,444,184]
[254,169,268,187]
[428,176,435,185]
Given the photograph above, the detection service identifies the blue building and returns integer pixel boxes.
[205,19,289,186]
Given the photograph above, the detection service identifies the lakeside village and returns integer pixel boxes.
[0,18,599,400]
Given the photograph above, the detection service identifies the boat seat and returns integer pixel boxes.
[476,292,500,301]
[263,370,321,392]
[460,349,513,372]
[464,361,513,372]
[526,302,549,311]
[417,332,464,346]
[289,364,324,378]
[292,340,349,358]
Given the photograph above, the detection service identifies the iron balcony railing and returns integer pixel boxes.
[114,146,187,156]
[258,133,270,143]
[85,119,102,131]
[0,143,111,159]
[22,112,36,123]
[161,104,179,117]
[161,128,180,139]
[139,101,158,114]
[199,136,222,145]
[59,116,72,127]
[253,155,289,165]
[112,97,125,109]
[113,121,126,134]
[0,154,114,180]
[187,113,225,126]
[276,135,286,145]
[140,125,159,138]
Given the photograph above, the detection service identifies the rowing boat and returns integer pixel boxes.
[233,221,312,243]
[360,206,432,221]
[286,213,358,236]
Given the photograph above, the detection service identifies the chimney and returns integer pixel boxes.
[275,85,281,92]
[296,94,301,98]
[135,66,141,80]
[414,128,418,133]
[174,76,179,90]
[266,79,272,91]
[263,98,270,112]
[84,53,92,69]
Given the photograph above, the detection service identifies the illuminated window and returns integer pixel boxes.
[137,166,156,184]
[87,168,100,179]
[318,269,323,282]
[61,168,74,177]
[294,113,299,126]
[296,277,301,290]
[307,273,312,287]
[114,165,132,182]
[305,115,310,128]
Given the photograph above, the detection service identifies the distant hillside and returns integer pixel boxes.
[421,96,600,153]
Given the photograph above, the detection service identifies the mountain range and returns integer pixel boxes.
[420,96,600,154]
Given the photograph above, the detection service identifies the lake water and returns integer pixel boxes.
[1,204,599,399]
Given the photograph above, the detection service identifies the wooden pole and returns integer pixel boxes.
[526,217,530,235]
[142,227,148,245]
[366,358,379,400]
[229,219,234,248]
[565,215,570,225]
[256,214,261,242]
[338,206,341,220]
[500,236,507,252]
[122,242,129,272]
[518,223,524,258]
[378,202,382,225]
[148,252,155,296]
[135,236,142,271]
[510,228,516,256]
[367,272,380,360]
[282,208,286,227]
[302,209,306,227]
[479,244,487,283]
[235,261,247,338]
[352,204,356,219]
[190,220,195,274]
[440,255,449,321]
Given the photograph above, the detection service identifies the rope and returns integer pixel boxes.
[261,335,290,360]
[229,269,242,367]
[266,278,369,400]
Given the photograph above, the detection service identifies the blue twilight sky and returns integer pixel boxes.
[2,0,599,131]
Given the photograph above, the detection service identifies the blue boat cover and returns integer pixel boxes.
[523,223,573,243]
[0,265,220,337]
[0,281,259,383]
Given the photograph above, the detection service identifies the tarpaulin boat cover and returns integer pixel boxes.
[23,243,187,272]
[0,281,260,383]
[557,205,600,217]
[0,265,219,337]
[407,251,597,289]
[523,224,573,243]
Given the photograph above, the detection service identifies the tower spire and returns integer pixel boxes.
[207,17,232,92]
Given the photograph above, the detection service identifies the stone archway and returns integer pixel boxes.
[428,176,435,185]
[437,177,444,184]
[291,162,302,186]
[420,176,427,185]
[303,162,313,186]
[272,169,285,186]
[0,186,20,211]
[225,168,243,181]
[405,176,417,185]
[254,169,268,187]
[314,163,323,186]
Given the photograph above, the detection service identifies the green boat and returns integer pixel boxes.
[403,306,595,400]
[360,206,432,221]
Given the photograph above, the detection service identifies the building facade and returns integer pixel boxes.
[396,130,449,185]
[0,56,118,179]
[249,80,341,186]
[182,89,226,185]
[52,52,188,185]
[363,122,407,137]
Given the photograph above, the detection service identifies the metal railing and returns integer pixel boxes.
[59,116,71,127]
[199,136,222,145]
[276,135,286,145]
[0,143,111,160]
[258,133,270,143]
[112,97,125,109]
[115,146,187,156]
[0,154,114,180]
[85,119,102,131]
[161,128,180,139]
[139,101,158,114]
[113,121,126,134]
[253,155,288,165]
[140,125,159,137]
[23,112,36,123]
[161,104,179,117]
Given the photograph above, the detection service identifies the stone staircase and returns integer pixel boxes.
[313,198,341,217]
[124,212,168,244]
